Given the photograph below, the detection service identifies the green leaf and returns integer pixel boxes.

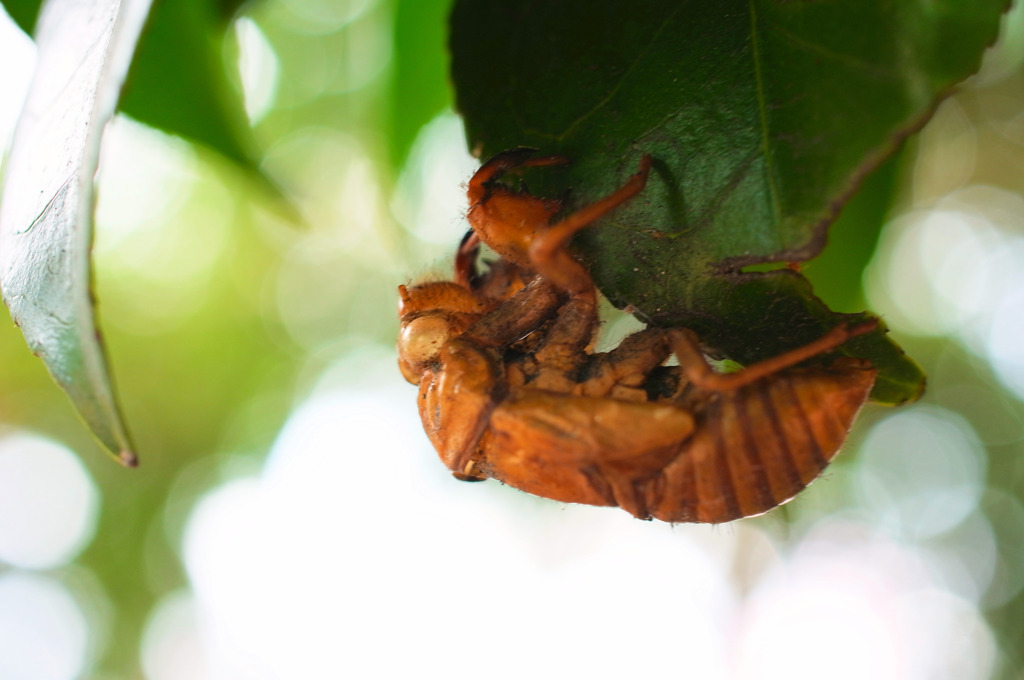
[800,150,903,315]
[2,0,259,173]
[388,0,453,170]
[118,0,256,169]
[450,0,1007,404]
[0,0,149,465]
[0,0,40,33]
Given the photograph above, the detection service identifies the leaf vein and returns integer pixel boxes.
[554,5,688,142]
[749,0,782,228]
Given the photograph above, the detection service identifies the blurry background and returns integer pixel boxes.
[1,1,1024,678]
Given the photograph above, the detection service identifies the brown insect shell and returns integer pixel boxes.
[478,356,875,523]
[402,149,878,523]
[397,281,493,385]
[467,177,562,273]
[476,387,699,517]
[417,337,505,479]
[398,280,492,318]
[649,358,877,523]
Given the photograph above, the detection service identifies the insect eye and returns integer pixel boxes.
[398,315,453,367]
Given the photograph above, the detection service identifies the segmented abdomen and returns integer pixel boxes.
[649,362,877,523]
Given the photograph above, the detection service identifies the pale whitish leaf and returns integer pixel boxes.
[0,0,153,466]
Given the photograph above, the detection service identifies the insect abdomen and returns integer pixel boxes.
[650,362,877,523]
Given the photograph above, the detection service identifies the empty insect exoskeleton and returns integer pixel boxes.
[398,149,877,523]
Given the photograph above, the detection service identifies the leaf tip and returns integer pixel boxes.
[119,449,139,468]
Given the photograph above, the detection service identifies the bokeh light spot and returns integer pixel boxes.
[95,117,196,249]
[985,273,1024,400]
[979,489,1024,608]
[912,98,976,201]
[0,433,99,570]
[182,357,738,679]
[735,522,996,680]
[94,118,231,337]
[234,17,280,124]
[865,186,1024,401]
[0,7,35,153]
[393,112,480,250]
[141,590,209,680]
[918,510,998,604]
[262,128,382,240]
[855,406,986,540]
[0,572,90,680]
[866,207,1000,339]
[276,0,377,35]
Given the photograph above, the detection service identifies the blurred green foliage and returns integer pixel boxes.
[388,0,452,169]
[119,0,257,167]
[2,0,259,168]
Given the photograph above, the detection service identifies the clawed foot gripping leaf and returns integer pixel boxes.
[450,0,1011,405]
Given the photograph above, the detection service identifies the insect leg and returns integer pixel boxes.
[577,328,672,398]
[464,277,564,348]
[670,320,878,392]
[454,230,481,289]
[529,295,601,390]
[529,155,652,297]
[467,148,570,206]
